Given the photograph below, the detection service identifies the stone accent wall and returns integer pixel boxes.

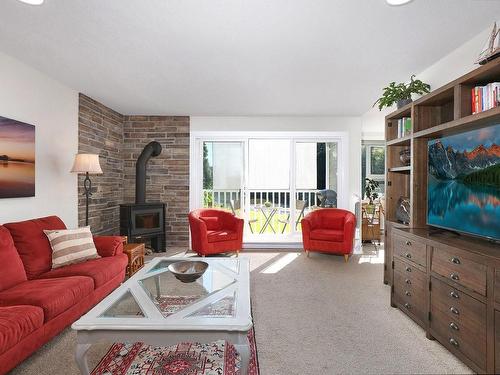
[78,94,124,234]
[123,116,190,247]
[77,95,190,247]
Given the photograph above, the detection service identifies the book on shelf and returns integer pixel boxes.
[472,82,500,114]
[397,117,412,138]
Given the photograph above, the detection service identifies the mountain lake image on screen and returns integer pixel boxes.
[427,123,500,240]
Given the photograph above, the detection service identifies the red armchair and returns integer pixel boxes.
[189,209,244,256]
[301,208,356,262]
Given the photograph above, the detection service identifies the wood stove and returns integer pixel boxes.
[120,203,165,252]
[120,141,166,252]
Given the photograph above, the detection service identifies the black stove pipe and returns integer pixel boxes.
[136,141,162,204]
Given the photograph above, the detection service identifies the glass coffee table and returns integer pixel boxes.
[72,257,252,374]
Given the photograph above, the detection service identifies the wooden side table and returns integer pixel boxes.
[123,243,145,277]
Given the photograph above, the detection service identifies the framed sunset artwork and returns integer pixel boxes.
[0,116,35,198]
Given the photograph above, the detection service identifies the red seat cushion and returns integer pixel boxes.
[310,229,344,242]
[0,276,94,322]
[0,226,27,292]
[37,254,128,288]
[207,230,238,243]
[0,305,44,355]
[4,216,66,279]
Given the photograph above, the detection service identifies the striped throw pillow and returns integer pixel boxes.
[44,226,100,269]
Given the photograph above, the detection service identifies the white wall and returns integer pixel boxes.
[361,27,492,140]
[191,116,362,210]
[0,52,79,226]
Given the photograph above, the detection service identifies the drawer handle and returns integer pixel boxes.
[405,240,411,246]
[451,257,461,265]
[450,273,459,281]
[405,290,411,296]
[449,338,459,347]
[404,302,411,309]
[405,266,411,272]
[449,322,459,331]
[404,253,412,259]
[450,307,459,315]
[405,279,411,285]
[450,291,459,299]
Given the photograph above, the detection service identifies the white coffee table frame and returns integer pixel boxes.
[72,257,253,375]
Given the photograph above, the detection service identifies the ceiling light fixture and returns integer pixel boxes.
[17,0,44,5]
[386,0,414,6]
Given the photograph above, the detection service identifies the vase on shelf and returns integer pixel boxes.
[399,149,411,166]
[396,197,410,224]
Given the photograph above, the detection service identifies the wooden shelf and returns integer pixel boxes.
[388,166,411,173]
[386,220,409,228]
[386,135,412,146]
[413,105,500,139]
[386,104,412,120]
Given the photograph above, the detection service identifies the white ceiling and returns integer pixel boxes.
[0,0,498,116]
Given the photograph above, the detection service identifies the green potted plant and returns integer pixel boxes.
[364,178,380,214]
[373,75,430,111]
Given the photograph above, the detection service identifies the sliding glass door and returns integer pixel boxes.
[193,133,344,244]
[202,141,244,210]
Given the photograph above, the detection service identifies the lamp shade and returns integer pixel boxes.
[70,154,103,174]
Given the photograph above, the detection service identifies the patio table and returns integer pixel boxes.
[254,205,278,234]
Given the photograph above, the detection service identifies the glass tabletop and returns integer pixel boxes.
[100,259,239,319]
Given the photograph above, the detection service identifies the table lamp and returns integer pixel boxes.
[70,153,103,226]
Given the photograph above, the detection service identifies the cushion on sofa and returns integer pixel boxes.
[0,305,44,355]
[4,216,66,279]
[44,226,99,269]
[0,226,27,292]
[310,229,345,242]
[207,230,238,243]
[37,254,128,288]
[0,276,94,322]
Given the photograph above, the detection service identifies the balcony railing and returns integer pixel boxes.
[203,189,319,209]
[202,189,320,234]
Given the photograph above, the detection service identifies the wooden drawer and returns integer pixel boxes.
[431,306,486,370]
[394,280,427,324]
[393,258,427,292]
[431,247,486,296]
[495,270,500,304]
[430,276,486,333]
[393,233,427,267]
[495,311,500,374]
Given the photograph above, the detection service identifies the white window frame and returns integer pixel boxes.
[365,144,385,181]
[190,131,349,247]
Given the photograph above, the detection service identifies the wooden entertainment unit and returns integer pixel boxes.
[384,59,500,373]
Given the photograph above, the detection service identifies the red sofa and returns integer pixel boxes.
[188,209,244,256]
[301,208,356,261]
[0,216,128,374]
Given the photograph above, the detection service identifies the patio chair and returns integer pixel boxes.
[277,200,307,234]
[317,189,337,207]
[230,199,258,234]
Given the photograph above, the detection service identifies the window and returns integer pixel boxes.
[367,145,385,179]
[362,143,385,198]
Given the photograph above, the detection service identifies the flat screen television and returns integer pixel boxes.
[427,123,500,241]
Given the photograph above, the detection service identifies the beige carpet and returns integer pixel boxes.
[10,245,471,375]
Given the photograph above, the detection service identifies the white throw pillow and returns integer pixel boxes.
[44,226,100,269]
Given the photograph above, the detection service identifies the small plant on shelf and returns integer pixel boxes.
[374,75,431,111]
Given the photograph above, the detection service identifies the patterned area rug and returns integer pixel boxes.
[91,329,259,375]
